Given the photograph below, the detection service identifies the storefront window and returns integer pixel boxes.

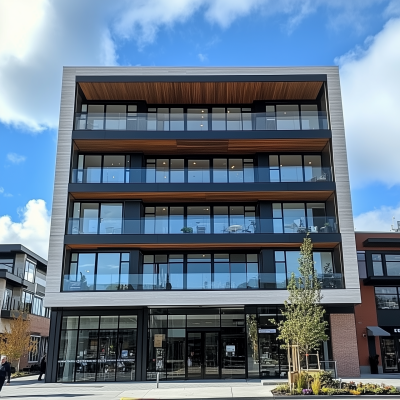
[57,315,137,382]
[375,287,399,309]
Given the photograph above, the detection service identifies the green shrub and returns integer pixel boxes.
[311,377,321,395]
[290,388,302,395]
[296,372,309,390]
[273,384,290,394]
[318,370,334,388]
[388,386,400,394]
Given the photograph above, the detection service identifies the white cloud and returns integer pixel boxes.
[0,199,51,259]
[337,17,400,188]
[7,152,26,164]
[0,0,390,133]
[354,205,400,232]
[0,187,3,193]
[198,53,207,62]
[0,0,121,132]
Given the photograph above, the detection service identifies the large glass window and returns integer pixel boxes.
[273,202,333,234]
[370,253,400,277]
[188,160,210,183]
[76,154,130,184]
[29,336,40,363]
[58,315,137,382]
[385,254,400,276]
[0,259,13,274]
[64,253,129,292]
[276,105,300,130]
[274,250,341,289]
[269,154,327,183]
[24,259,36,283]
[372,254,384,276]
[375,287,399,309]
[145,158,254,184]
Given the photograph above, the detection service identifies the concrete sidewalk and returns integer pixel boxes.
[3,374,400,400]
[2,376,274,399]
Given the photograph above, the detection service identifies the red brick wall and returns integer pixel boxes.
[18,315,50,370]
[354,281,381,369]
[330,314,360,377]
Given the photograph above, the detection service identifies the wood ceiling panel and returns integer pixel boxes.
[74,139,329,154]
[66,242,338,250]
[79,81,324,103]
[70,191,333,202]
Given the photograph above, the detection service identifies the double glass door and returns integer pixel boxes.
[187,332,219,379]
[381,338,400,372]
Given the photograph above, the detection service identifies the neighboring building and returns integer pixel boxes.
[45,67,361,383]
[355,232,400,374]
[0,244,50,370]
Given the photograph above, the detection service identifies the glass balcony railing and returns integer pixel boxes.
[70,167,332,184]
[67,216,338,235]
[74,112,329,131]
[62,272,343,291]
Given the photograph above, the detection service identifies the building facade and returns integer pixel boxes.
[355,232,400,374]
[45,67,361,382]
[0,244,50,370]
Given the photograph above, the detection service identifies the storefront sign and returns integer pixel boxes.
[258,328,276,334]
[226,345,235,352]
[154,334,165,347]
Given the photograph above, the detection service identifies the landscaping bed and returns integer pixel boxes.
[271,371,400,396]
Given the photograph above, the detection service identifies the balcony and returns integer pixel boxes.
[67,216,338,235]
[74,111,329,132]
[62,272,343,292]
[71,166,332,184]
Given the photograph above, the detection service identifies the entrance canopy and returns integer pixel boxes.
[367,326,390,336]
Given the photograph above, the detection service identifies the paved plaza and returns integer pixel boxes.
[2,375,400,400]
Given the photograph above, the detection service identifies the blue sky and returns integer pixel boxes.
[0,0,400,257]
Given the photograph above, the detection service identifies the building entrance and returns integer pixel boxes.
[187,332,219,379]
[381,338,400,373]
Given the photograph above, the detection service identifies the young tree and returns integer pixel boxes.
[273,235,328,359]
[0,312,37,371]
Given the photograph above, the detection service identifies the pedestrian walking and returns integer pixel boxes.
[38,353,46,381]
[0,356,11,394]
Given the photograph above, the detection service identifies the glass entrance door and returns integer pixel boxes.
[381,338,398,372]
[187,332,219,379]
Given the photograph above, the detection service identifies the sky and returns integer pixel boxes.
[0,0,400,258]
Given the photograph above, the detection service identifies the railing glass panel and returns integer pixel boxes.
[62,272,343,291]
[70,166,332,183]
[74,112,329,131]
[67,217,338,235]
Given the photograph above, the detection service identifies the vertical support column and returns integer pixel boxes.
[258,201,273,233]
[330,313,360,377]
[124,201,142,234]
[129,153,144,183]
[46,309,62,382]
[260,249,275,289]
[256,153,269,183]
[137,307,149,381]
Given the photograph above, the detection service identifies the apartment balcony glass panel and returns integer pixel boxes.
[274,250,342,289]
[67,216,337,235]
[74,110,328,131]
[269,155,331,182]
[71,155,332,183]
[272,202,337,234]
[62,252,343,292]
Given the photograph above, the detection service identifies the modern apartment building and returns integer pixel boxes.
[45,67,361,382]
[354,232,400,374]
[0,244,50,370]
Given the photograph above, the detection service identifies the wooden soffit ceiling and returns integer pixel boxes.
[79,81,324,104]
[74,138,329,154]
